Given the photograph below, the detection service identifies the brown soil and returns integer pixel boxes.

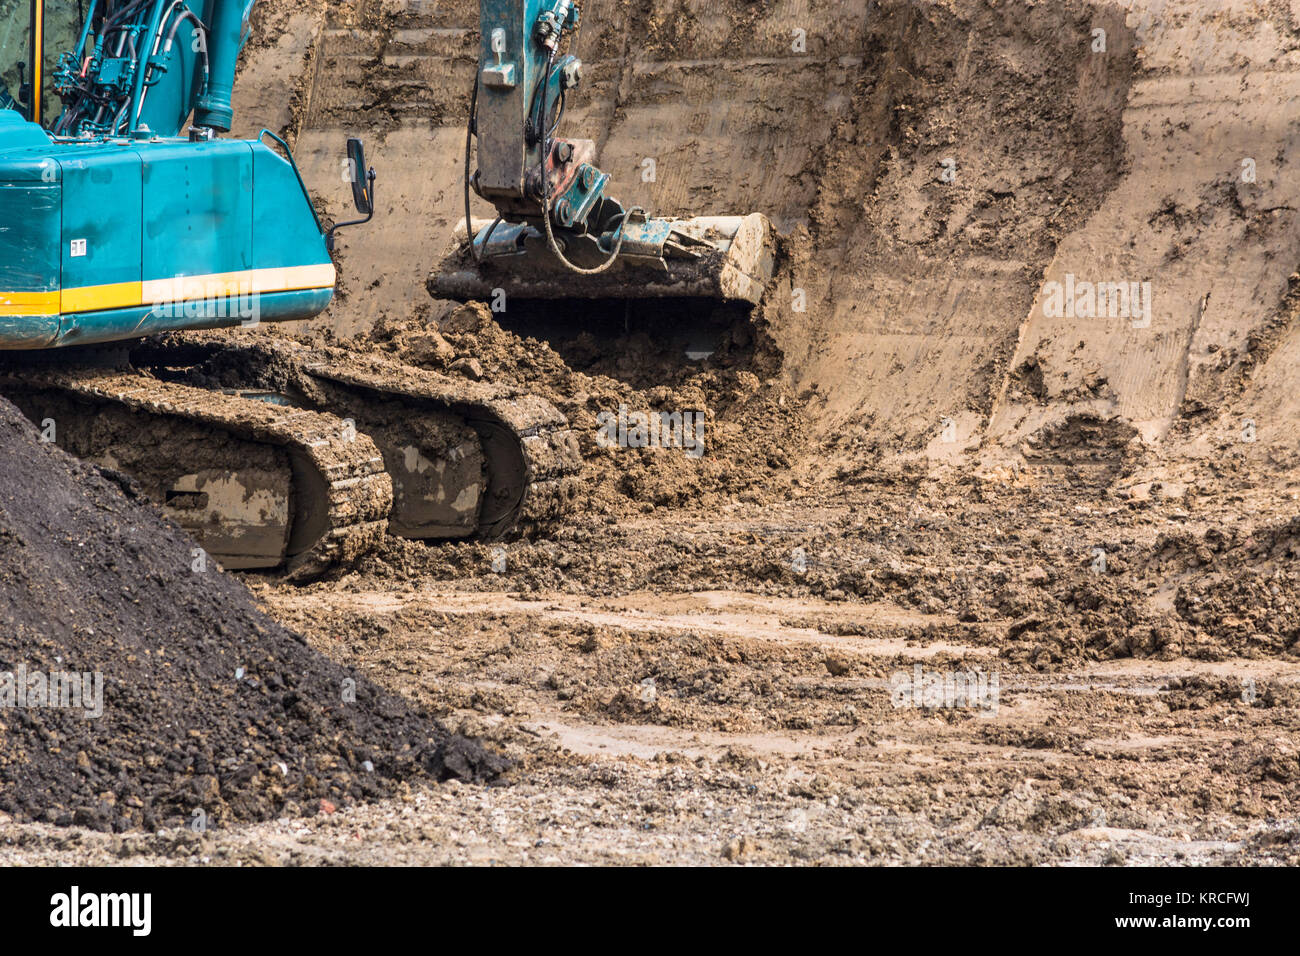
[4,0,1300,865]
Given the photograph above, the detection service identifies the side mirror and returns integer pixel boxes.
[328,137,377,252]
[348,137,372,215]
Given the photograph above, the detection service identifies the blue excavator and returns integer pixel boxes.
[0,0,772,576]
[0,0,341,343]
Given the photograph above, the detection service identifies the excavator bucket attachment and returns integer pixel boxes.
[431,213,776,305]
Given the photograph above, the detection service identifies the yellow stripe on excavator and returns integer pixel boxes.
[140,264,337,304]
[0,264,337,318]
[0,290,59,315]
[61,281,141,314]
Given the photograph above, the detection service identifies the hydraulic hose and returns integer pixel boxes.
[134,1,208,129]
[133,2,208,129]
[536,46,633,276]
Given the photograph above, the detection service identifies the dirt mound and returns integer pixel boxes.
[0,398,505,832]
[352,301,807,515]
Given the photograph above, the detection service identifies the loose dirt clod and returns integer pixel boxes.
[0,398,506,833]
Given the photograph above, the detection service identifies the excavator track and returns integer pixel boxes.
[0,365,392,580]
[155,338,582,540]
[0,339,582,577]
[283,344,582,538]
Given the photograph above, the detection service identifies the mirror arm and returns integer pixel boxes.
[327,168,377,252]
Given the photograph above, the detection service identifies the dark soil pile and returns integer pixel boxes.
[0,397,505,832]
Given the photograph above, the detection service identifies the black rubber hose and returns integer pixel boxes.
[462,75,478,260]
[537,47,634,275]
[103,0,149,33]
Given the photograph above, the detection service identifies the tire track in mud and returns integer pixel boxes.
[261,583,1300,739]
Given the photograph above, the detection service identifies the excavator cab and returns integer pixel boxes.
[1,0,86,127]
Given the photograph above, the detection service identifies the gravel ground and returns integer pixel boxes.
[4,482,1296,866]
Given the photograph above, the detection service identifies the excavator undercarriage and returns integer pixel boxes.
[0,340,581,577]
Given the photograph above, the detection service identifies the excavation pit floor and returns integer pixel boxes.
[4,481,1296,865]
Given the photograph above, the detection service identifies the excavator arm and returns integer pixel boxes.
[433,0,775,305]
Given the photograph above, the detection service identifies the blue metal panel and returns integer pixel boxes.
[142,140,254,278]
[250,142,331,270]
[0,110,54,153]
[0,313,60,347]
[0,180,60,291]
[58,149,143,292]
[1,117,334,351]
[0,173,61,348]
